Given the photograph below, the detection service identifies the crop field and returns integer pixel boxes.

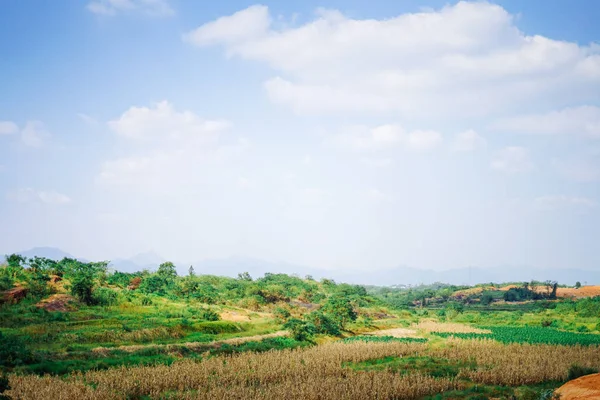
[2,257,600,399]
[6,339,600,399]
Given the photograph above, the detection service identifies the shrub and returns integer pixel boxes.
[480,293,493,306]
[93,287,119,306]
[273,307,291,322]
[0,375,9,400]
[283,318,316,341]
[305,311,341,336]
[541,319,553,328]
[567,364,598,381]
[577,325,590,333]
[194,321,243,334]
[0,331,37,367]
[198,308,220,321]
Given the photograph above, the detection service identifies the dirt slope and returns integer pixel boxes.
[556,373,600,400]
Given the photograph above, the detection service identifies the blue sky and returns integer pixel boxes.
[1,0,599,272]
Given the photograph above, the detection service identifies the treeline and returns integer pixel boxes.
[0,255,372,313]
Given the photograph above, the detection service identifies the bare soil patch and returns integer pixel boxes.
[556,373,600,400]
[36,294,77,312]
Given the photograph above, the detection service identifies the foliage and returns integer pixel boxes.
[320,295,357,329]
[0,331,37,367]
[283,318,317,341]
[197,308,220,321]
[567,364,598,380]
[305,311,341,336]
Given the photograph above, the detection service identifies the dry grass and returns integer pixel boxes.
[413,321,492,334]
[8,339,600,399]
[364,328,417,338]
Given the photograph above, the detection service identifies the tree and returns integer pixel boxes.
[237,272,252,281]
[157,262,177,281]
[283,318,316,341]
[188,265,195,277]
[5,254,26,269]
[321,295,357,329]
[70,263,96,305]
[575,281,582,289]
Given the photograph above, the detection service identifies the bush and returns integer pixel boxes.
[567,364,598,380]
[541,319,553,328]
[273,307,291,322]
[283,318,317,341]
[305,311,341,336]
[0,331,37,367]
[0,375,9,400]
[480,293,493,306]
[194,321,243,334]
[577,325,590,333]
[93,287,119,306]
[198,308,220,321]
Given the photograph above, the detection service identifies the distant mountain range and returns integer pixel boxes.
[7,247,600,286]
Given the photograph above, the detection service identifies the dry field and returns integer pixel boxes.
[412,321,491,334]
[8,339,600,400]
[498,285,600,299]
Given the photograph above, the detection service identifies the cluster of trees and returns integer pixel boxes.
[1,254,109,305]
[281,286,367,341]
[503,281,558,302]
[0,255,371,319]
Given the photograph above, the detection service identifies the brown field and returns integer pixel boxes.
[556,373,600,400]
[364,327,417,337]
[498,285,600,298]
[8,339,600,400]
[413,321,491,334]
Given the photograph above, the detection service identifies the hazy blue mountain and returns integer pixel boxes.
[14,247,90,262]
[6,248,599,286]
[129,251,165,266]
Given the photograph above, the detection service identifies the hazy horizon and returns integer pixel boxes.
[2,0,599,274]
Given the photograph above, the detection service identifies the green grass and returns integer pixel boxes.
[341,335,427,344]
[12,337,308,375]
[432,325,600,346]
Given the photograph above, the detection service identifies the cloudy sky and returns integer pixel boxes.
[1,0,599,272]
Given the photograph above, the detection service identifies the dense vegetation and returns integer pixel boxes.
[1,254,599,399]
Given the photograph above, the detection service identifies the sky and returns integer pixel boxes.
[0,0,599,272]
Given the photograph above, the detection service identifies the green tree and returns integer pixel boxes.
[321,295,357,329]
[157,262,177,281]
[575,281,582,289]
[70,263,96,305]
[283,318,316,341]
[237,272,252,281]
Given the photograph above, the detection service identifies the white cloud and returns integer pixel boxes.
[183,5,270,46]
[534,195,598,210]
[0,121,18,135]
[451,129,487,152]
[329,124,441,152]
[87,0,174,17]
[98,101,242,189]
[20,121,50,147]
[108,100,230,144]
[406,130,443,151]
[491,146,533,173]
[186,2,600,119]
[491,106,600,137]
[7,188,72,205]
